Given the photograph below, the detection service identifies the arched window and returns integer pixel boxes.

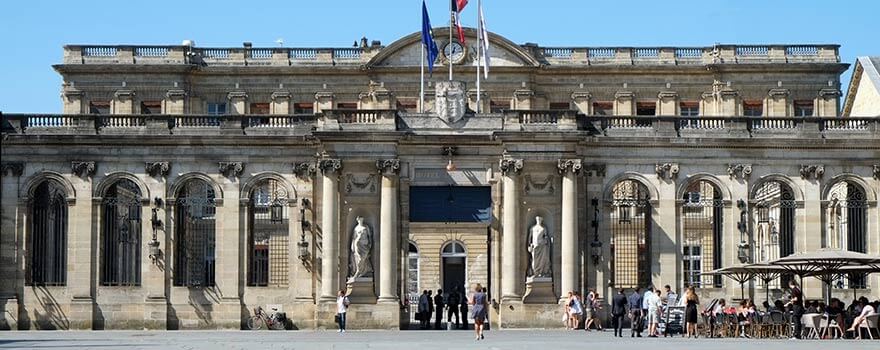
[247,179,289,287]
[681,180,723,288]
[28,181,68,286]
[174,179,216,287]
[441,242,467,256]
[101,179,142,286]
[826,181,867,288]
[610,180,652,289]
[753,180,796,288]
[406,242,420,298]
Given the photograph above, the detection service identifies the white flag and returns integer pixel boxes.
[478,2,490,79]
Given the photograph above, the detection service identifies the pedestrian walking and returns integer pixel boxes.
[417,290,430,329]
[336,289,350,333]
[786,280,804,339]
[434,289,445,330]
[584,290,603,331]
[611,288,627,337]
[647,289,662,337]
[470,284,489,340]
[628,287,644,337]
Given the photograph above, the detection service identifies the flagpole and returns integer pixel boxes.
[476,0,481,114]
[449,0,453,81]
[421,41,426,113]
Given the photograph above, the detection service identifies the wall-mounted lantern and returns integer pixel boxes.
[298,199,311,265]
[589,197,603,264]
[148,197,163,262]
[736,199,750,263]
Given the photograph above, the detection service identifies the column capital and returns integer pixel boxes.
[557,159,582,175]
[293,161,317,178]
[655,162,679,180]
[71,161,96,178]
[145,161,170,178]
[727,163,752,180]
[799,164,824,180]
[319,158,343,175]
[499,157,524,176]
[376,159,400,176]
[1,161,24,177]
[218,161,245,178]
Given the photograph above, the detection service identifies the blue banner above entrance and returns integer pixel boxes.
[409,186,491,222]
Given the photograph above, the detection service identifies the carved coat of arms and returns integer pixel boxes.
[434,81,467,124]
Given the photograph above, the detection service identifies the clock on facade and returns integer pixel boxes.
[443,42,467,64]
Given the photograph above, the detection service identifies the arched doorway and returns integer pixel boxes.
[441,241,467,294]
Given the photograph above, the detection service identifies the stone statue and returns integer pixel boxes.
[527,216,552,278]
[827,198,841,249]
[349,216,374,280]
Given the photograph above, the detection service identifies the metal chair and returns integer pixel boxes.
[854,313,879,340]
[801,313,822,339]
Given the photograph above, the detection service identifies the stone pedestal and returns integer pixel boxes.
[68,296,94,330]
[346,278,377,304]
[143,296,167,330]
[522,277,556,304]
[0,296,19,330]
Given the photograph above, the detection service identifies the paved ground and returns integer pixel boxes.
[0,330,878,350]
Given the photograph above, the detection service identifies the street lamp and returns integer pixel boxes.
[589,198,603,264]
[298,199,311,266]
[148,197,163,262]
[736,199,750,263]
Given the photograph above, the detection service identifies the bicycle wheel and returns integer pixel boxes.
[247,316,264,330]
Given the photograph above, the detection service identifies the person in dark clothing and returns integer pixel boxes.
[628,287,643,337]
[611,288,628,337]
[427,289,435,328]
[459,289,469,330]
[418,290,430,329]
[787,280,804,339]
[434,289,445,330]
[447,287,461,328]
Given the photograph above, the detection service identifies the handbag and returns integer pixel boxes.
[334,314,341,324]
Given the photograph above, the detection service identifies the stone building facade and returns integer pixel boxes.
[1,28,878,330]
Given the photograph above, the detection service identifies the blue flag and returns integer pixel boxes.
[421,1,439,75]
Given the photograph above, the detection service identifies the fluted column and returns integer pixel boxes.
[558,159,582,300]
[500,157,524,301]
[319,158,342,303]
[377,159,400,303]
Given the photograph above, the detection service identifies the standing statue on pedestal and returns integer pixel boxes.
[348,216,374,280]
[528,216,552,278]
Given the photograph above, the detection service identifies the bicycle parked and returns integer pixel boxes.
[247,306,287,330]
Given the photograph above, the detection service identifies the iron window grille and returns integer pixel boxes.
[610,180,652,289]
[100,179,142,286]
[28,181,68,286]
[173,179,217,287]
[247,179,289,287]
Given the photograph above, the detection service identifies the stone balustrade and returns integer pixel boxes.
[3,112,876,139]
[62,43,839,67]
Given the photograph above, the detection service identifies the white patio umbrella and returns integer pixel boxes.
[770,248,880,303]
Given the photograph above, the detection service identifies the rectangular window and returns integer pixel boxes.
[490,100,507,113]
[636,102,656,116]
[140,101,162,115]
[743,101,763,116]
[89,101,110,115]
[793,101,814,117]
[680,102,699,116]
[250,103,270,114]
[549,102,570,110]
[336,102,357,109]
[293,102,314,114]
[683,245,702,287]
[397,100,418,112]
[207,103,227,116]
[592,102,613,116]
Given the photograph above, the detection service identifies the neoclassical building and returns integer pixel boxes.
[1,27,878,330]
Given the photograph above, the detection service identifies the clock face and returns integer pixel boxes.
[443,42,466,64]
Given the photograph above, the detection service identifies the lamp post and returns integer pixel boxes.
[589,198,602,265]
[297,199,311,266]
[148,197,163,262]
[736,199,750,264]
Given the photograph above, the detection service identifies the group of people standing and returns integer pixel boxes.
[564,289,605,331]
[415,284,490,340]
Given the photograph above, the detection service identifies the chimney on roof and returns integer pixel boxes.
[243,42,253,48]
[360,37,368,49]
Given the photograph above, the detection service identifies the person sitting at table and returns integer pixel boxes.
[737,299,755,338]
[846,297,876,337]
[824,298,846,339]
[805,300,820,314]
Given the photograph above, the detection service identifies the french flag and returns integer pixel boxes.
[452,0,468,44]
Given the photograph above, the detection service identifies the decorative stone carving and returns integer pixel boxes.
[556,159,582,175]
[145,162,170,178]
[376,159,401,176]
[435,81,467,124]
[874,165,880,180]
[345,174,377,194]
[348,216,374,280]
[114,89,135,100]
[71,161,96,178]
[499,157,524,175]
[523,175,555,196]
[293,161,317,178]
[768,88,790,98]
[817,89,841,98]
[1,162,24,177]
[799,164,825,180]
[318,158,343,175]
[584,163,606,177]
[271,91,291,101]
[218,162,244,178]
[227,91,248,101]
[527,216,552,278]
[655,163,679,179]
[727,163,752,179]
[570,91,592,101]
[165,89,187,99]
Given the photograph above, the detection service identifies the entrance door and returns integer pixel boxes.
[441,242,467,294]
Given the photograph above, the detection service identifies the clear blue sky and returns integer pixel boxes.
[1,0,876,113]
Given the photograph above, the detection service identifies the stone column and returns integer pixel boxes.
[557,159,581,300]
[816,89,840,117]
[376,159,400,303]
[614,91,634,115]
[271,90,291,115]
[227,91,248,115]
[499,157,523,302]
[314,90,335,114]
[0,162,24,330]
[164,89,187,114]
[62,88,84,114]
[318,158,342,303]
[143,161,170,329]
[113,89,135,114]
[69,161,96,329]
[657,91,678,116]
[766,89,790,117]
[571,91,592,115]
